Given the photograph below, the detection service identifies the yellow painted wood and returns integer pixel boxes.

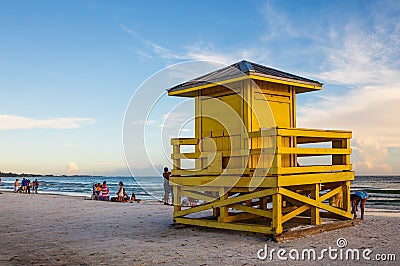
[277,128,352,138]
[168,76,249,96]
[311,184,321,225]
[180,190,215,203]
[280,187,352,219]
[271,165,352,175]
[278,172,354,187]
[172,144,181,170]
[279,147,351,155]
[218,187,229,222]
[282,204,310,223]
[249,74,322,91]
[171,176,278,188]
[343,181,351,212]
[272,193,283,234]
[174,188,278,218]
[171,138,198,145]
[173,185,182,213]
[230,204,273,219]
[223,213,260,222]
[169,62,355,236]
[174,217,273,234]
[319,186,343,202]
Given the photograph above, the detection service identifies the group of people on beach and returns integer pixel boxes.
[91,181,140,203]
[14,178,39,194]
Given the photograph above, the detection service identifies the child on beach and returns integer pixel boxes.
[14,179,19,193]
[131,193,141,203]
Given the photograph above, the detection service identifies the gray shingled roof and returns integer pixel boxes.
[168,60,322,94]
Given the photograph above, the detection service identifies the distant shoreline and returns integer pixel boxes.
[0,173,105,178]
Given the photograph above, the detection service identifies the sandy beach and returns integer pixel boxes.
[0,192,398,265]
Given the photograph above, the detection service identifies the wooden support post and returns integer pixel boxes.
[212,191,219,217]
[218,187,228,222]
[311,184,321,225]
[260,197,266,210]
[173,185,181,214]
[272,192,283,235]
[343,181,351,212]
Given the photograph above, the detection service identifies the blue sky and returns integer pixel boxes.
[1,0,399,176]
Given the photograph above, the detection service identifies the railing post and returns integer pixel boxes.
[173,142,181,170]
[332,138,347,165]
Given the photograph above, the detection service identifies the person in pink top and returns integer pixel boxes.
[101,181,109,201]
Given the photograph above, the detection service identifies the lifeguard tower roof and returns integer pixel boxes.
[168,60,323,97]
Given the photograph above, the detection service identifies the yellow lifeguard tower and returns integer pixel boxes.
[168,61,353,236]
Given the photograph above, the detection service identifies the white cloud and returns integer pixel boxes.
[66,162,79,175]
[120,24,185,60]
[316,23,400,85]
[162,112,192,130]
[120,24,262,65]
[297,6,400,174]
[353,139,392,175]
[131,119,158,126]
[0,115,96,130]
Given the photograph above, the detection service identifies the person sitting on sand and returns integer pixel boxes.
[121,188,130,202]
[96,183,101,199]
[92,184,99,200]
[117,181,124,202]
[101,181,109,201]
[131,193,141,203]
[351,190,368,220]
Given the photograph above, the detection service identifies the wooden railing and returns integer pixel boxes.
[171,127,352,176]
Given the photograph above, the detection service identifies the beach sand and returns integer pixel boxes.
[0,192,398,265]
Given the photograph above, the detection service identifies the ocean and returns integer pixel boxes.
[1,175,399,211]
[0,176,165,201]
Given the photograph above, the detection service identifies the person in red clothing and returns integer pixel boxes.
[101,181,109,201]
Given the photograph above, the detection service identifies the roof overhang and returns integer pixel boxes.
[168,73,322,97]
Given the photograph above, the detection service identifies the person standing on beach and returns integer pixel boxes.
[101,181,109,201]
[33,179,39,193]
[351,191,368,220]
[27,179,31,194]
[14,179,19,193]
[163,167,173,205]
[21,178,27,193]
